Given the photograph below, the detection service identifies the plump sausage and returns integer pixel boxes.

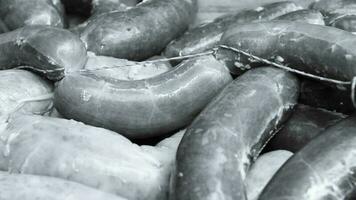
[0,0,65,30]
[0,172,126,200]
[84,52,171,80]
[80,0,198,60]
[259,115,356,200]
[299,79,354,114]
[219,20,356,80]
[265,104,346,153]
[171,67,299,200]
[54,55,232,139]
[310,0,356,14]
[0,115,185,200]
[0,70,53,121]
[164,1,302,59]
[311,0,356,32]
[275,9,325,25]
[0,25,87,80]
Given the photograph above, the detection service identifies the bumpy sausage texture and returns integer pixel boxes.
[0,25,87,80]
[0,0,65,30]
[259,115,356,200]
[0,115,185,200]
[81,0,198,60]
[164,1,302,59]
[171,67,299,200]
[0,70,53,120]
[54,55,232,139]
[265,104,346,153]
[219,20,356,80]
[0,172,126,200]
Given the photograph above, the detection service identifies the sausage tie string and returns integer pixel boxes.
[22,46,356,110]
[216,45,356,108]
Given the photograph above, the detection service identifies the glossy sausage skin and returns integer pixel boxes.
[266,104,346,153]
[276,9,325,25]
[0,0,65,30]
[0,25,87,80]
[81,0,198,60]
[299,79,354,114]
[171,67,299,200]
[54,55,232,139]
[164,1,302,59]
[259,115,356,200]
[218,20,356,80]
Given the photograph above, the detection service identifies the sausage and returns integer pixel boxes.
[245,150,293,200]
[84,52,171,80]
[218,20,356,80]
[80,0,198,60]
[299,79,354,114]
[164,1,302,59]
[310,0,356,14]
[0,0,65,30]
[171,67,299,200]
[0,25,87,81]
[265,104,347,153]
[275,9,325,25]
[259,115,356,200]
[0,172,126,200]
[54,55,232,139]
[310,0,356,31]
[0,70,53,120]
[0,114,185,200]
[328,14,356,32]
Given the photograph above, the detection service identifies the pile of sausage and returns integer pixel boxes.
[0,0,356,199]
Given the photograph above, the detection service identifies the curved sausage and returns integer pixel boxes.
[171,67,299,200]
[84,52,171,80]
[310,0,356,14]
[54,55,232,139]
[265,104,346,153]
[0,115,184,200]
[219,20,356,80]
[80,0,198,60]
[259,115,356,200]
[0,25,87,80]
[0,0,65,30]
[0,70,53,120]
[299,79,354,114]
[276,9,325,25]
[0,172,126,200]
[164,1,302,59]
